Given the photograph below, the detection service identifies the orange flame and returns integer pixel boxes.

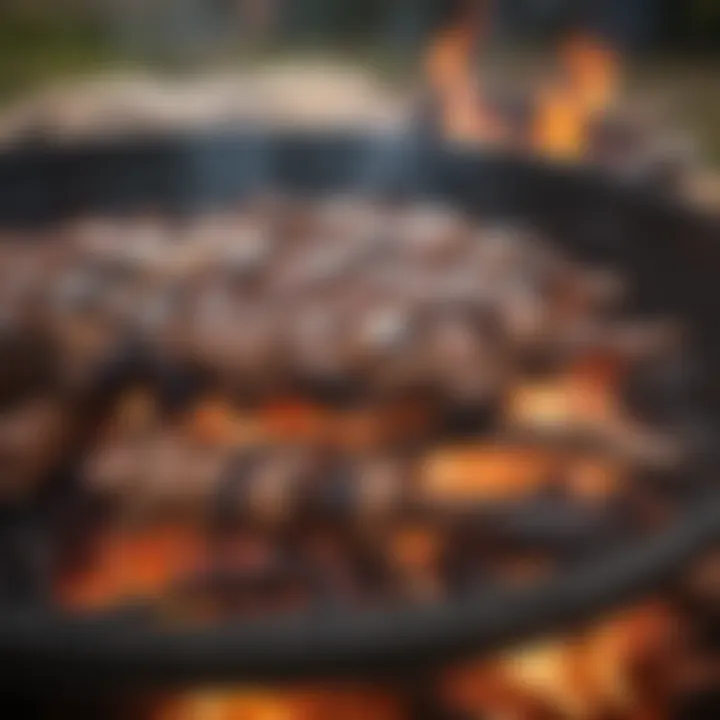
[156,686,403,720]
[532,34,621,160]
[426,3,621,161]
[425,3,506,144]
[57,524,203,610]
[562,34,621,114]
[442,603,673,719]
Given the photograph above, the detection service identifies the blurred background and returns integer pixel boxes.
[0,0,717,166]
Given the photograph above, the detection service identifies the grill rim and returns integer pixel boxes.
[0,128,718,687]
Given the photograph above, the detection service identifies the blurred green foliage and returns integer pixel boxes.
[0,2,715,99]
[0,8,113,101]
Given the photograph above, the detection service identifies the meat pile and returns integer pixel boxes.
[0,195,690,614]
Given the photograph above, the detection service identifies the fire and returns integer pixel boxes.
[59,356,652,719]
[420,355,624,504]
[422,445,558,501]
[425,3,621,160]
[442,604,673,719]
[533,34,621,160]
[156,687,403,720]
[151,607,673,720]
[531,85,589,161]
[505,355,624,432]
[425,3,506,144]
[57,524,203,610]
[561,35,621,115]
[187,396,434,451]
[63,357,624,608]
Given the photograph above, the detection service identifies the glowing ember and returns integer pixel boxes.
[441,604,672,719]
[156,687,403,720]
[190,397,254,445]
[505,356,623,432]
[57,525,203,610]
[422,445,556,501]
